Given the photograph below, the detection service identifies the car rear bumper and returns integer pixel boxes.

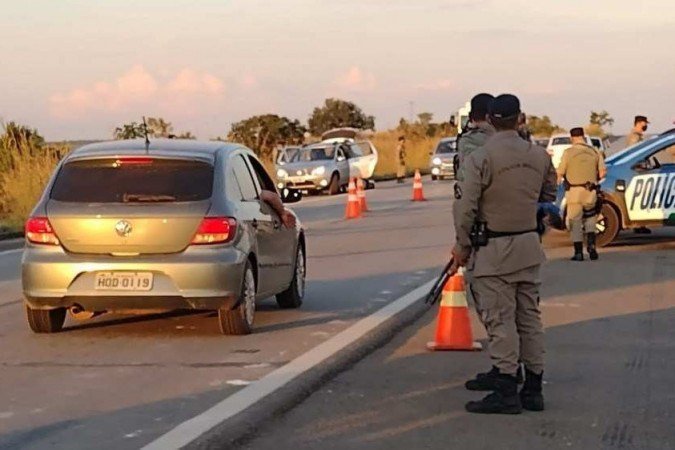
[22,244,247,312]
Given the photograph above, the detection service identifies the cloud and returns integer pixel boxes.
[49,65,225,119]
[414,79,454,91]
[333,66,377,92]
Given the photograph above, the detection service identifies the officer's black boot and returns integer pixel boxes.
[570,242,584,261]
[586,233,599,261]
[465,374,522,414]
[519,369,545,411]
[465,365,524,391]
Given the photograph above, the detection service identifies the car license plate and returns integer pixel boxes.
[95,272,154,291]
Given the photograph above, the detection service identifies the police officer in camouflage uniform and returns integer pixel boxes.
[451,94,558,414]
[557,127,607,261]
[626,115,649,147]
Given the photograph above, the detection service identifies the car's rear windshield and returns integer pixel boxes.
[551,137,571,146]
[435,141,456,154]
[50,157,214,203]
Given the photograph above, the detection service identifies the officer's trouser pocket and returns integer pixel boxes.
[470,281,500,328]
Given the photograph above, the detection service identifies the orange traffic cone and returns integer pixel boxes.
[345,178,362,219]
[412,169,426,201]
[427,269,482,351]
[357,178,368,212]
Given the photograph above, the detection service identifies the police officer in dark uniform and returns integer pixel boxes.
[452,94,557,414]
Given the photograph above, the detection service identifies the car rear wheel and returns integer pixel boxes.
[328,173,340,195]
[26,306,66,333]
[218,262,256,335]
[596,202,620,247]
[276,244,305,309]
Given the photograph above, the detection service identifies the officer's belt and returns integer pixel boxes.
[486,228,538,238]
[567,181,598,189]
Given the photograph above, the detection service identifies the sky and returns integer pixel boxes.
[1,0,673,140]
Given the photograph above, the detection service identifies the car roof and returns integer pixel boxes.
[67,139,242,161]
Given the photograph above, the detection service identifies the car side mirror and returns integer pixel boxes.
[280,188,302,204]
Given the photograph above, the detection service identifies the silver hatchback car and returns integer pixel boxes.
[22,139,306,335]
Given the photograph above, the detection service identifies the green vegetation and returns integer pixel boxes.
[0,122,69,230]
[226,114,306,161]
[527,115,565,137]
[113,117,196,140]
[585,110,614,137]
[307,98,375,136]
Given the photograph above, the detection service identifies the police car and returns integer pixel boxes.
[553,129,675,247]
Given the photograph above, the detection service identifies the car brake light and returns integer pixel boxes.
[115,157,154,166]
[191,217,237,245]
[25,217,60,245]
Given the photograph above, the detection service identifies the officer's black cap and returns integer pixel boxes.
[489,94,520,119]
[470,93,494,116]
[634,115,649,124]
[570,127,585,137]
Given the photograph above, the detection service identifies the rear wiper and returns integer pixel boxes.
[123,194,177,203]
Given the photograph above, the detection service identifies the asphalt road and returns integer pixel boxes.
[242,229,675,450]
[0,179,455,450]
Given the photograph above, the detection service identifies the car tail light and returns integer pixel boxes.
[191,217,237,245]
[114,157,154,166]
[25,217,60,245]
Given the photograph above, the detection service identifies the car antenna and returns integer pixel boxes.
[142,116,150,154]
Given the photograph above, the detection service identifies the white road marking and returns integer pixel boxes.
[243,363,271,369]
[143,278,434,450]
[225,380,251,386]
[311,331,331,338]
[379,290,392,295]
[125,430,143,438]
[0,248,22,257]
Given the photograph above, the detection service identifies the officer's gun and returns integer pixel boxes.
[425,259,455,305]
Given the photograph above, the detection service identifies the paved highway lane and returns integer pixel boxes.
[0,179,456,449]
[242,229,675,450]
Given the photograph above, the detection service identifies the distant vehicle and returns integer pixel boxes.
[22,139,306,335]
[533,137,549,148]
[276,128,378,195]
[320,128,378,182]
[276,142,352,195]
[429,137,457,180]
[546,133,596,168]
[550,130,675,246]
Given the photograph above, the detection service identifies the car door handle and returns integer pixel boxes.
[251,219,259,229]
